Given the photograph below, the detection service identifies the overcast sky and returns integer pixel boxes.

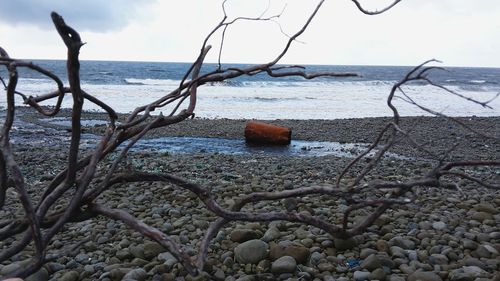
[1,0,499,67]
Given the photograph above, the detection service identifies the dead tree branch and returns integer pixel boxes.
[0,1,498,279]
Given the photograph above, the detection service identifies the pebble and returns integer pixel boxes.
[353,270,371,281]
[317,262,335,272]
[333,237,357,251]
[269,241,310,264]
[360,248,377,259]
[309,251,324,265]
[230,229,261,243]
[143,242,166,260]
[370,267,387,280]
[271,256,297,274]
[59,270,80,281]
[429,254,449,265]
[360,254,382,271]
[25,267,49,281]
[449,266,490,281]
[262,227,281,242]
[407,271,442,281]
[432,221,447,231]
[234,239,269,264]
[376,240,390,253]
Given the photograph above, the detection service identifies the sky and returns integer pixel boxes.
[1,0,499,67]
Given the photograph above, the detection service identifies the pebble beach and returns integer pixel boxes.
[1,107,499,281]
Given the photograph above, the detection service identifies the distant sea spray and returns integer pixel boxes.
[1,60,499,119]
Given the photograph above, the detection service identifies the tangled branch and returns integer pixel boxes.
[0,1,497,279]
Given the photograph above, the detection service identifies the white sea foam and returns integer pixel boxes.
[1,80,499,119]
[124,78,178,86]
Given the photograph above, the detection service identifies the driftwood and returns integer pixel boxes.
[0,0,498,278]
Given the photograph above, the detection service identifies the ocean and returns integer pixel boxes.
[1,60,499,119]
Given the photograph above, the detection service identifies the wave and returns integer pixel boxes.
[18,77,55,84]
[205,80,397,88]
[252,97,301,102]
[469,80,486,84]
[124,78,177,86]
[206,80,244,87]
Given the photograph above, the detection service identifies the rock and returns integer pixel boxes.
[0,263,22,276]
[429,254,449,265]
[109,268,131,280]
[269,241,310,264]
[449,266,489,281]
[370,267,387,281]
[262,227,281,242]
[74,253,90,263]
[213,268,225,281]
[475,244,498,258]
[317,263,335,272]
[253,259,269,274]
[230,229,261,243]
[144,242,166,260]
[474,202,498,214]
[471,212,493,222]
[376,239,390,253]
[185,271,211,281]
[130,258,149,267]
[129,244,146,259]
[234,239,269,264]
[462,239,478,250]
[390,237,415,249]
[116,249,134,260]
[271,256,297,274]
[333,237,357,251]
[389,246,406,258]
[360,254,382,271]
[408,271,442,281]
[360,248,377,259]
[59,270,80,281]
[158,252,178,264]
[432,221,447,231]
[235,275,256,281]
[389,275,406,281]
[46,262,65,273]
[122,268,147,281]
[309,251,324,265]
[353,270,371,281]
[25,267,49,281]
[463,257,486,269]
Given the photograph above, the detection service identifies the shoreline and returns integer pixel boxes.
[9,106,500,161]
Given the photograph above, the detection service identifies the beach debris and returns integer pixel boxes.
[244,121,291,145]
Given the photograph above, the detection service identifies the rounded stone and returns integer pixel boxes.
[408,271,443,281]
[122,268,147,281]
[432,221,446,231]
[230,229,261,243]
[269,241,310,264]
[271,256,297,274]
[360,254,382,271]
[333,237,358,251]
[234,239,269,264]
[353,270,371,281]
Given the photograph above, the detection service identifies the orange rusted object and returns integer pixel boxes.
[244,121,291,145]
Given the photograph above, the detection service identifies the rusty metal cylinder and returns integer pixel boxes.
[244,121,291,145]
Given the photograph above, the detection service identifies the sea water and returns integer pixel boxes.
[1,60,499,119]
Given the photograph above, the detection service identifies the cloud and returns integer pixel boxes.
[0,0,155,32]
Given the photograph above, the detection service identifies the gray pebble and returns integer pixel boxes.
[234,239,269,264]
